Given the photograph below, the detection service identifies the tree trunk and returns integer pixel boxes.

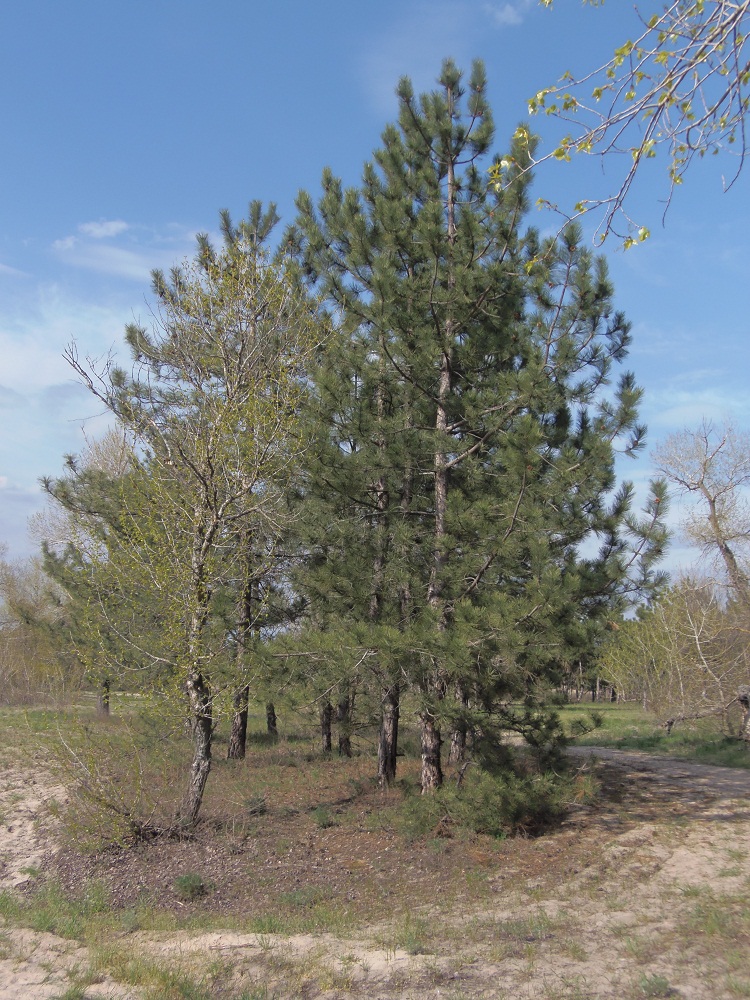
[320,700,332,753]
[266,702,278,738]
[448,684,469,766]
[420,712,443,792]
[337,692,353,757]
[179,670,213,828]
[420,115,457,793]
[96,678,110,717]
[738,686,750,742]
[378,683,400,787]
[227,684,249,760]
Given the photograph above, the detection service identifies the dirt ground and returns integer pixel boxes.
[0,747,748,999]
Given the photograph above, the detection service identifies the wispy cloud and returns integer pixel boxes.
[78,219,129,239]
[484,1,532,27]
[51,221,196,281]
[0,261,29,278]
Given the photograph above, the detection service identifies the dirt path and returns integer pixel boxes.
[569,744,750,798]
[0,749,748,999]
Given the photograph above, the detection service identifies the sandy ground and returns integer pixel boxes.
[0,748,748,999]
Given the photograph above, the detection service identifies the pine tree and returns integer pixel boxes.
[289,59,667,791]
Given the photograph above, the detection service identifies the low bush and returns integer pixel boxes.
[391,763,588,840]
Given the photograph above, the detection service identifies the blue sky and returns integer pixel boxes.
[1,1,747,573]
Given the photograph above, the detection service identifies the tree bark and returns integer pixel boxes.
[228,538,256,761]
[448,684,470,765]
[378,683,400,787]
[179,669,213,828]
[266,702,278,737]
[227,684,249,760]
[420,712,443,792]
[337,691,354,757]
[320,700,333,753]
[738,686,750,742]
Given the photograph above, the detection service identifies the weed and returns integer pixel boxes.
[248,914,286,934]
[623,934,659,963]
[277,886,325,908]
[50,988,89,1000]
[311,804,337,828]
[173,873,207,902]
[562,939,588,962]
[375,912,431,956]
[638,972,678,997]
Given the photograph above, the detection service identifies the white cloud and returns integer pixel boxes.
[0,261,29,278]
[0,282,133,393]
[51,235,77,252]
[51,224,196,281]
[484,2,529,27]
[53,241,174,282]
[79,219,130,239]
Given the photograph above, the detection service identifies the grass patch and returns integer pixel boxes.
[562,703,750,768]
[173,873,208,902]
[0,880,110,940]
[637,972,678,997]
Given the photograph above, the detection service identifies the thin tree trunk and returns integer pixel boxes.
[738,686,750,742]
[378,683,400,787]
[228,538,258,761]
[96,678,110,717]
[448,684,469,766]
[337,691,354,757]
[421,124,457,792]
[180,669,213,828]
[707,498,750,606]
[320,700,332,753]
[266,702,278,737]
[227,684,249,760]
[420,712,443,792]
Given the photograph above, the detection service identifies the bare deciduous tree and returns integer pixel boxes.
[601,575,748,732]
[654,419,750,604]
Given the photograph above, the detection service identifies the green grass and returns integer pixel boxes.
[561,703,750,768]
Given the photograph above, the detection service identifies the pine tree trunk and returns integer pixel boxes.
[266,702,278,737]
[227,684,249,760]
[378,683,400,787]
[420,712,443,792]
[179,669,213,828]
[320,700,332,753]
[420,109,458,793]
[448,684,469,765]
[228,537,256,762]
[337,692,353,757]
[448,725,467,766]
